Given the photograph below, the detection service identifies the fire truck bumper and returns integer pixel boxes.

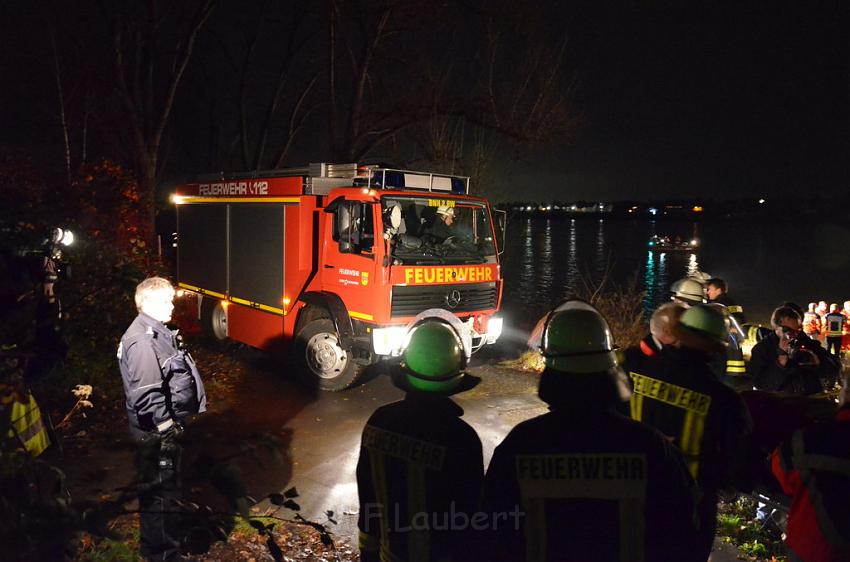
[371,314,503,357]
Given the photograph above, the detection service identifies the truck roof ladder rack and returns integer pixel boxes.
[192,163,470,195]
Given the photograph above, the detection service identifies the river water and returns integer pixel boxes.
[499,216,850,336]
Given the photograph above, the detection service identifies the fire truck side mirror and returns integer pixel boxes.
[494,209,507,255]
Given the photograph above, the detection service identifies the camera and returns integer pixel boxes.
[786,334,817,366]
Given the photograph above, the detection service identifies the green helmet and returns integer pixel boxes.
[540,300,618,373]
[401,321,465,393]
[673,304,728,352]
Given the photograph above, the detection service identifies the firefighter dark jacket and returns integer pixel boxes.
[710,292,746,324]
[626,346,753,560]
[356,394,483,562]
[629,346,752,491]
[482,406,702,562]
[118,313,207,436]
[748,332,839,395]
[771,405,850,562]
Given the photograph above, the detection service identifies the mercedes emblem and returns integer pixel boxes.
[446,289,462,309]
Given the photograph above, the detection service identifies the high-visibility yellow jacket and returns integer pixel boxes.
[7,392,51,456]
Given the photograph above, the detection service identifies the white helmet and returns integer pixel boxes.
[436,206,454,217]
[671,277,705,305]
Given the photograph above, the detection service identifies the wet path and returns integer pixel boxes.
[65,345,742,560]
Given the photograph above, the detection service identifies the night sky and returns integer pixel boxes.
[2,2,848,202]
[501,3,850,201]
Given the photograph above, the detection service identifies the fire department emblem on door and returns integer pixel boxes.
[361,272,369,286]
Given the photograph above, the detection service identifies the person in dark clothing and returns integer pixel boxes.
[118,277,207,562]
[705,278,745,324]
[484,300,701,562]
[771,373,850,562]
[621,302,685,415]
[629,304,753,560]
[356,319,483,562]
[705,278,749,388]
[422,206,457,243]
[823,303,845,358]
[740,390,837,494]
[624,302,685,367]
[748,306,840,395]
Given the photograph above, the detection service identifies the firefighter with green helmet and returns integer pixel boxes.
[628,304,753,560]
[356,319,483,562]
[483,299,701,562]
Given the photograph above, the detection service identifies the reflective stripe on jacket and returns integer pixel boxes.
[803,312,822,335]
[357,395,483,562]
[823,313,845,337]
[8,392,50,456]
[482,406,702,562]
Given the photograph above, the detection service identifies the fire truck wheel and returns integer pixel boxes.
[296,319,362,391]
[201,300,230,346]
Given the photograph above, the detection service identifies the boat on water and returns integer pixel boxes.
[648,234,699,252]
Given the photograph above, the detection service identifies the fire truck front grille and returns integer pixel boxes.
[391,282,498,317]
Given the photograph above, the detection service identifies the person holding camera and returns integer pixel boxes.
[118,277,207,562]
[748,306,840,396]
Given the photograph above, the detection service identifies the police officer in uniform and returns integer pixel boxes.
[356,320,483,562]
[629,304,752,559]
[118,277,206,562]
[483,300,701,562]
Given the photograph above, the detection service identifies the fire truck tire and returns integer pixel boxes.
[201,300,230,346]
[295,319,363,391]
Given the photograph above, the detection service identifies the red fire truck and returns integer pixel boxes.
[173,163,505,390]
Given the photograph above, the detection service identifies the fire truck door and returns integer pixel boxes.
[322,200,378,319]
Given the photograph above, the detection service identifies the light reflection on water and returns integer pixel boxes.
[499,215,850,345]
[566,219,579,299]
[594,219,606,279]
[503,217,699,331]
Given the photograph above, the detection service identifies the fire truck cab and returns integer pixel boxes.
[173,163,505,391]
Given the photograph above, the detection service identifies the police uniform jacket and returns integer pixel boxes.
[356,394,483,562]
[771,406,850,562]
[482,407,701,562]
[118,313,207,438]
[748,332,838,395]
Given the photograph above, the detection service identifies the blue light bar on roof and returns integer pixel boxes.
[366,168,469,194]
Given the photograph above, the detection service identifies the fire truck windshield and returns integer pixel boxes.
[381,196,497,265]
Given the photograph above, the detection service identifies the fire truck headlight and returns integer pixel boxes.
[372,326,408,356]
[486,316,503,344]
[53,228,75,246]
